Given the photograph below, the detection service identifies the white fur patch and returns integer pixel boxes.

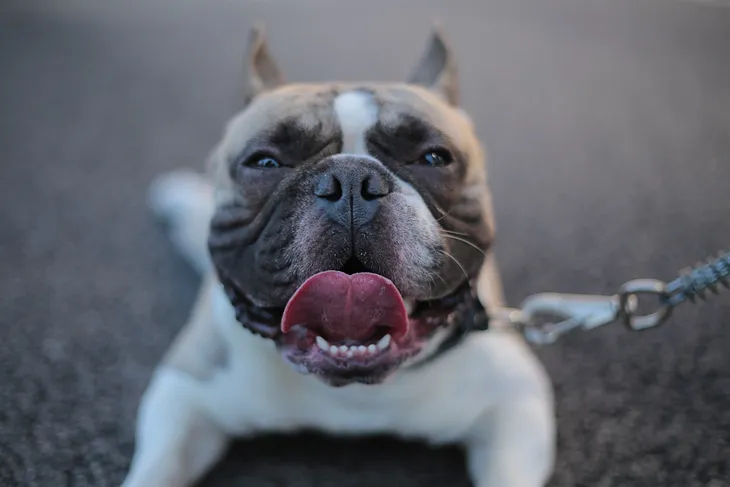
[333,91,378,154]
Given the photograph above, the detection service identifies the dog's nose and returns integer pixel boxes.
[314,156,392,228]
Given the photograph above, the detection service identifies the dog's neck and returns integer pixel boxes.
[406,281,490,368]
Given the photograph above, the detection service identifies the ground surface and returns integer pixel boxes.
[1,0,730,486]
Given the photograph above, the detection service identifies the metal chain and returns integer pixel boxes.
[498,249,730,345]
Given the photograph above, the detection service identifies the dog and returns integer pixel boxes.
[122,24,556,487]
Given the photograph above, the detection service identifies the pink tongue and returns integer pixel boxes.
[281,271,408,341]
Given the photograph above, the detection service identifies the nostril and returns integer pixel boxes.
[314,173,342,202]
[361,175,390,201]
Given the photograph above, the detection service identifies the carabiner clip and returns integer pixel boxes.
[518,292,626,344]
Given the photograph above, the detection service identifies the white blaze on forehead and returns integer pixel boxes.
[333,91,378,154]
[333,90,441,277]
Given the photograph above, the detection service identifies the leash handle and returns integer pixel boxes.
[500,248,730,345]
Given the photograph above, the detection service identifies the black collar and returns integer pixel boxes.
[408,285,490,369]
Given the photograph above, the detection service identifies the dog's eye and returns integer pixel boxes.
[253,157,280,169]
[419,149,453,167]
[239,153,281,169]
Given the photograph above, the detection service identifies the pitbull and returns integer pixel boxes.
[122,24,555,487]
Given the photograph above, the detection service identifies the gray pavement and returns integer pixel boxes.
[1,0,729,485]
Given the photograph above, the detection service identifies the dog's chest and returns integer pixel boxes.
[203,338,488,444]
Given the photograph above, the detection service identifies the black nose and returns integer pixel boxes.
[314,156,392,228]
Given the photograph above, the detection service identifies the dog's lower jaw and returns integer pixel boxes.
[278,312,461,386]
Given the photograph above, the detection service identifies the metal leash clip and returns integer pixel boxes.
[499,248,730,345]
[514,292,625,345]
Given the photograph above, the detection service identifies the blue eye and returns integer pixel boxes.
[239,153,281,169]
[420,149,453,167]
[255,157,280,168]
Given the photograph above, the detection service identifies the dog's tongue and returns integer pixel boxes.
[281,271,408,341]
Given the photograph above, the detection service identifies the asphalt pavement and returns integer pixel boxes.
[1,0,729,485]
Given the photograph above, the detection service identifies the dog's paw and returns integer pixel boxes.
[148,170,212,223]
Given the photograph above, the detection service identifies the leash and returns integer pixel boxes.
[228,246,729,364]
[495,248,730,345]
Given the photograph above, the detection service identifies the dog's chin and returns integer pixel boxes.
[278,318,436,387]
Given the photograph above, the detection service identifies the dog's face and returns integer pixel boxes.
[208,26,494,386]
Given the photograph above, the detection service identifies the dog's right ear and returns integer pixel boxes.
[408,22,459,106]
[244,24,284,104]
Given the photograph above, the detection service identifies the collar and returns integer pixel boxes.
[407,284,490,369]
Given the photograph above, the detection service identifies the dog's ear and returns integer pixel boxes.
[244,24,284,104]
[408,22,459,106]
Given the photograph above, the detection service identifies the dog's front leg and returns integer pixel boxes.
[123,278,233,487]
[122,367,229,487]
[465,394,555,487]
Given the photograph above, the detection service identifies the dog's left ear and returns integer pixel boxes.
[408,22,459,106]
[244,23,284,104]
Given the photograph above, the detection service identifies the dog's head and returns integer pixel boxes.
[208,25,494,386]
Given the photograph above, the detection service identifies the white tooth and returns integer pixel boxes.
[346,350,354,358]
[367,344,377,354]
[349,345,359,352]
[316,336,329,350]
[329,345,339,356]
[357,345,367,354]
[339,345,348,354]
[377,334,391,350]
[404,299,415,315]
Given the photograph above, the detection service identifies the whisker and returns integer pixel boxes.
[439,250,470,282]
[442,234,486,256]
[425,272,439,294]
[441,229,470,237]
[433,205,455,223]
[431,269,448,288]
[427,273,436,290]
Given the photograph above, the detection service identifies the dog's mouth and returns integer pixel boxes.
[278,269,410,385]
[219,260,475,387]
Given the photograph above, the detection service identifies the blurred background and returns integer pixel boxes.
[1,0,729,485]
